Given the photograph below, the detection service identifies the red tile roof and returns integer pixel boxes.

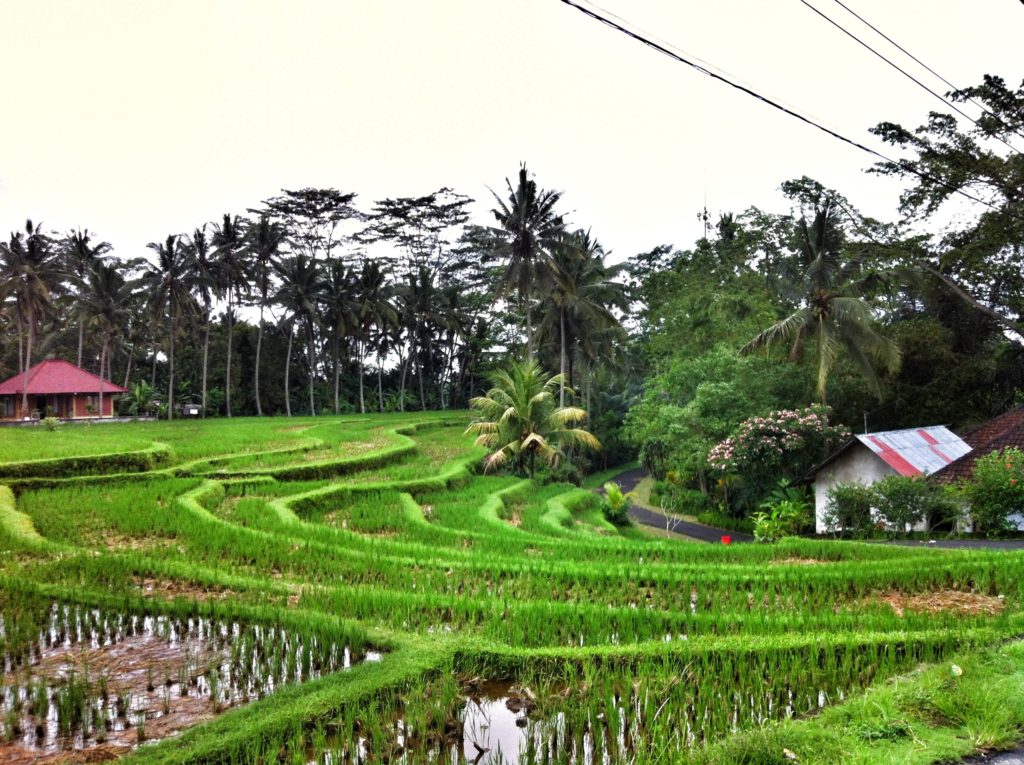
[0,360,127,396]
[932,405,1024,484]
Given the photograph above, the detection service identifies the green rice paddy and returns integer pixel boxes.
[1,414,1022,764]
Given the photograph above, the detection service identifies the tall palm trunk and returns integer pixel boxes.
[307,320,316,416]
[22,317,35,415]
[254,303,264,416]
[225,293,233,417]
[333,335,341,415]
[201,312,210,418]
[77,319,85,368]
[167,317,176,421]
[358,338,366,414]
[284,325,293,417]
[525,300,533,361]
[122,343,134,390]
[377,356,384,412]
[559,305,567,407]
[98,338,108,420]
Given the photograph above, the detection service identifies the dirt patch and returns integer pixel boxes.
[875,589,1005,617]
[130,576,235,602]
[771,557,828,566]
[274,425,315,433]
[509,511,522,528]
[95,532,176,553]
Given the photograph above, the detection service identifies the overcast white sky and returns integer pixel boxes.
[1,1,1021,264]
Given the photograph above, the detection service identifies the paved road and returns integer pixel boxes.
[607,468,755,544]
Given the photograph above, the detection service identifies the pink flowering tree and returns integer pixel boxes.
[708,405,850,512]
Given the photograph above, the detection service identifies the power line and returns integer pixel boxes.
[828,0,1024,146]
[798,0,1023,157]
[557,0,1007,216]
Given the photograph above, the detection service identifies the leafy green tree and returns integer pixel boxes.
[80,261,137,416]
[466,360,600,478]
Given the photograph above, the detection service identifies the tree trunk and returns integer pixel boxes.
[22,317,34,414]
[201,314,210,418]
[98,338,108,421]
[122,343,134,390]
[225,295,233,417]
[377,356,384,412]
[559,306,567,407]
[254,303,264,416]
[150,346,157,388]
[333,335,340,415]
[77,319,84,368]
[417,352,426,411]
[525,301,533,361]
[358,339,365,414]
[284,325,293,417]
[398,348,409,412]
[167,317,175,421]
[307,319,316,416]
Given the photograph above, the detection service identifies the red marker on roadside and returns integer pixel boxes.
[721,535,731,545]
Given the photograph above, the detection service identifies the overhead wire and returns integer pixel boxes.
[557,0,1010,218]
[827,0,1024,147]
[797,0,1024,157]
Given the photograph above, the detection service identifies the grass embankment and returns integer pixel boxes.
[686,639,1024,765]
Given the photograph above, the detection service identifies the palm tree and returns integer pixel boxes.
[273,255,324,416]
[2,220,63,414]
[144,235,197,420]
[537,229,628,406]
[246,215,285,416]
[80,261,137,417]
[353,260,396,414]
[63,229,112,367]
[211,214,249,417]
[742,196,901,401]
[489,164,565,359]
[186,226,217,417]
[466,359,601,478]
[322,259,359,414]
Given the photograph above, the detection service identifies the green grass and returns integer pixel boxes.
[1,413,1023,764]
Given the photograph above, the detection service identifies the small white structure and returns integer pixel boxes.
[810,426,971,533]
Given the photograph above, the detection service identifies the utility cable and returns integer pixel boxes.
[799,0,1023,156]
[557,0,1010,217]
[828,0,1024,146]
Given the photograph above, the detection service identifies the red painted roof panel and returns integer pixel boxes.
[856,426,971,477]
[0,360,127,395]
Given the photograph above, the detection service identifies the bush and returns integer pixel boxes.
[653,481,711,516]
[602,481,634,526]
[871,475,960,534]
[752,486,811,543]
[695,509,756,535]
[823,483,876,536]
[960,447,1024,537]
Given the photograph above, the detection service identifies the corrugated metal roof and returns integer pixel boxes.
[856,426,971,477]
[0,360,127,395]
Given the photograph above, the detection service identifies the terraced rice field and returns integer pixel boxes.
[1,414,1022,764]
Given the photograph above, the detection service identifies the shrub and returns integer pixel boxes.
[823,482,875,536]
[601,481,634,526]
[960,447,1024,537]
[752,487,811,543]
[871,475,960,534]
[696,509,756,535]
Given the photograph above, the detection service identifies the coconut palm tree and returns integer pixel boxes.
[246,215,285,416]
[211,214,249,417]
[352,260,397,414]
[273,255,324,416]
[466,359,601,478]
[742,196,901,402]
[322,259,359,414]
[80,261,137,417]
[537,229,628,406]
[489,164,565,359]
[144,234,197,420]
[2,220,63,414]
[62,228,112,367]
[186,226,217,417]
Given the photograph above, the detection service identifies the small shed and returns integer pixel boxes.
[0,360,128,421]
[181,404,202,418]
[809,426,971,532]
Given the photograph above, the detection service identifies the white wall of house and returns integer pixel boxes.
[814,445,897,533]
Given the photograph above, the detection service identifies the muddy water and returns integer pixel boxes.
[0,603,377,764]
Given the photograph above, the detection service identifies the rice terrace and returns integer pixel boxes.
[1,413,1023,765]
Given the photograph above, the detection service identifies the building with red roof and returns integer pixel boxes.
[0,360,127,421]
[932,405,1024,484]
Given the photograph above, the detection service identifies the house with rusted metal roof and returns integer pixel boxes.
[808,426,972,532]
[0,360,127,421]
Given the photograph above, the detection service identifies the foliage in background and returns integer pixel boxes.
[959,447,1024,536]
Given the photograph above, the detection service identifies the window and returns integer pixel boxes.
[86,395,99,413]
[1,397,12,417]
